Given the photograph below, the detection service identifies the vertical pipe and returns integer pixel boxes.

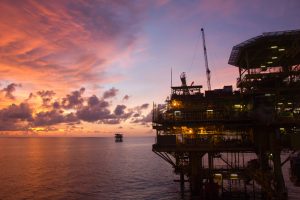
[180,171,184,193]
[190,152,203,196]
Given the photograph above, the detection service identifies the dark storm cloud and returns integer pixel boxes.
[103,87,119,99]
[1,83,21,100]
[62,87,85,109]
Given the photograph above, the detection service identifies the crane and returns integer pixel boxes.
[201,28,211,91]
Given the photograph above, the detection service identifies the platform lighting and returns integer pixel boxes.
[172,100,180,107]
[278,48,285,51]
[234,104,242,109]
[260,65,266,68]
[206,109,213,112]
[230,173,238,180]
[267,61,273,64]
[272,56,278,59]
[277,102,283,105]
[269,153,273,159]
[214,173,222,177]
[288,102,293,105]
[271,45,278,49]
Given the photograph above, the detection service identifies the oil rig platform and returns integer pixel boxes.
[115,133,123,142]
[152,29,300,199]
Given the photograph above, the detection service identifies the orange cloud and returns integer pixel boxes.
[0,0,143,95]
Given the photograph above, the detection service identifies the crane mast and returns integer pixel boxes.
[201,28,211,91]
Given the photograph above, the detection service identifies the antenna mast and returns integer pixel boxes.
[201,28,211,91]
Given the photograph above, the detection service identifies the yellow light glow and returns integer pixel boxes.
[234,104,242,109]
[206,109,213,112]
[199,127,206,134]
[267,61,273,64]
[29,127,45,132]
[230,173,238,179]
[272,56,277,59]
[171,100,181,107]
[271,46,278,49]
[278,48,285,51]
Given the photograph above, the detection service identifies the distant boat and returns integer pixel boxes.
[115,133,123,142]
[290,152,300,186]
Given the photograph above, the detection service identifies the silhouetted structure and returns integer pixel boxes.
[152,29,300,199]
[115,133,123,142]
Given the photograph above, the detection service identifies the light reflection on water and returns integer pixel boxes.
[0,137,299,199]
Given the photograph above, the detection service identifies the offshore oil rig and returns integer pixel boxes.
[152,29,300,199]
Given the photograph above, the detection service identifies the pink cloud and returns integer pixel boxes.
[0,0,144,94]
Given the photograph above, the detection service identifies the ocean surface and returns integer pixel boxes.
[0,137,299,200]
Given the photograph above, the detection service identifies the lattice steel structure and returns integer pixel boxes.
[152,29,300,200]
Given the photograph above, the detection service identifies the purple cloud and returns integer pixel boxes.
[103,87,119,99]
[1,83,21,100]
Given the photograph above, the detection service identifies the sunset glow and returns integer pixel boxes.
[0,0,299,136]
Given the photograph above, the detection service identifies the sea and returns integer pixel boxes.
[0,137,299,200]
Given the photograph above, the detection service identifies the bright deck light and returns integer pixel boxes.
[230,173,238,179]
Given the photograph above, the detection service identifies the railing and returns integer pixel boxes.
[153,110,251,124]
[155,134,253,149]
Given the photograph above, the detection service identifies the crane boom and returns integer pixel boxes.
[201,28,211,91]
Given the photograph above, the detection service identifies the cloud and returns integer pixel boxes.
[114,105,126,116]
[130,103,150,114]
[1,83,21,100]
[76,95,132,124]
[62,87,85,109]
[131,111,152,125]
[122,94,130,101]
[0,85,147,131]
[33,110,78,126]
[140,103,149,109]
[129,102,152,126]
[0,103,32,131]
[103,87,119,99]
[76,94,111,122]
[0,1,145,91]
[37,90,56,107]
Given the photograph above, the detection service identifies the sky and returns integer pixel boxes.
[0,0,299,137]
